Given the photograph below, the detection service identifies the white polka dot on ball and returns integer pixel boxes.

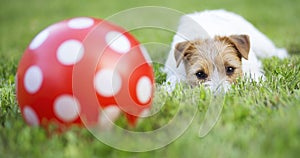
[98,106,121,130]
[24,65,43,94]
[94,69,122,97]
[56,40,84,65]
[54,95,81,122]
[29,29,50,50]
[100,106,121,124]
[105,31,131,54]
[139,109,151,117]
[23,106,39,126]
[136,76,152,104]
[68,17,94,29]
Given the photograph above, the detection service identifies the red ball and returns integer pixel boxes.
[16,17,154,129]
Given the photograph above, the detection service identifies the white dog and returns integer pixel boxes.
[164,9,288,92]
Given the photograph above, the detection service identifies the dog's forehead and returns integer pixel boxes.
[194,39,229,60]
[190,38,240,73]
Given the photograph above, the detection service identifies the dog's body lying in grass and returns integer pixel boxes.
[165,9,288,92]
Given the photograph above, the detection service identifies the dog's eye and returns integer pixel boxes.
[226,66,235,75]
[195,71,208,80]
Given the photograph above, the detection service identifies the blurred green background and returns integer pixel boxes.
[1,0,300,60]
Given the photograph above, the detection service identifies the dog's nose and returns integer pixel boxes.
[202,79,230,95]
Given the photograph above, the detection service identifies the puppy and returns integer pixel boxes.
[164,9,288,92]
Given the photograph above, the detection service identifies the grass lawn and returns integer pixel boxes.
[1,0,300,157]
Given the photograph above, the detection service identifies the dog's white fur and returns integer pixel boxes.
[164,9,288,91]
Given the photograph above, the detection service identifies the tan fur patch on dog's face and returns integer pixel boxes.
[174,35,250,87]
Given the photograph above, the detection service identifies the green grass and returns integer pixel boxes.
[1,0,300,157]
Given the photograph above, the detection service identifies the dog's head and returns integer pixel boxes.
[175,34,250,91]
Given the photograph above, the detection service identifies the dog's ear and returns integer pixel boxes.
[228,35,250,60]
[174,41,194,67]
